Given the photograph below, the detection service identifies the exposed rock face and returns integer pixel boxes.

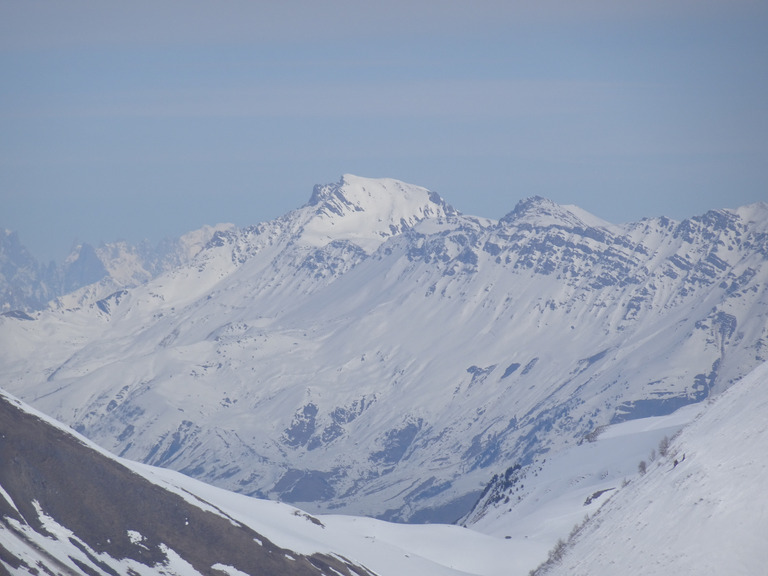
[0,229,55,311]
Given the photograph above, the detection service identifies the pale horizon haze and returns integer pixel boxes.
[1,1,767,263]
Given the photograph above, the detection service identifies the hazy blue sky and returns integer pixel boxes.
[2,1,767,263]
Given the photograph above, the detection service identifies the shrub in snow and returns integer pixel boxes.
[528,538,568,575]
[658,435,670,457]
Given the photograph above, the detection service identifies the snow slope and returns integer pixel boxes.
[541,360,768,576]
[462,392,704,572]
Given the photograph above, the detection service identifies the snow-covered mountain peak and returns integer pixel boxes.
[299,174,457,253]
[501,195,613,231]
[732,201,768,231]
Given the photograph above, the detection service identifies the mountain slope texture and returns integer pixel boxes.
[1,174,767,524]
[541,359,768,575]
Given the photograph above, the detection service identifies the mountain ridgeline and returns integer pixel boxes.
[2,174,767,524]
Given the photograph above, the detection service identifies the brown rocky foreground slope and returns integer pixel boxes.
[0,391,374,576]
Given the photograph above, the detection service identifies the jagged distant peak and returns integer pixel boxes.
[501,195,615,231]
[177,222,237,258]
[299,174,458,253]
[0,229,32,255]
[62,242,102,267]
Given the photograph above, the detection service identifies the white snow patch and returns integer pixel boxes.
[0,484,19,514]
[211,563,250,576]
[158,543,203,575]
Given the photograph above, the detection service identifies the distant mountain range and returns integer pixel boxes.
[0,224,235,313]
[2,175,767,530]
